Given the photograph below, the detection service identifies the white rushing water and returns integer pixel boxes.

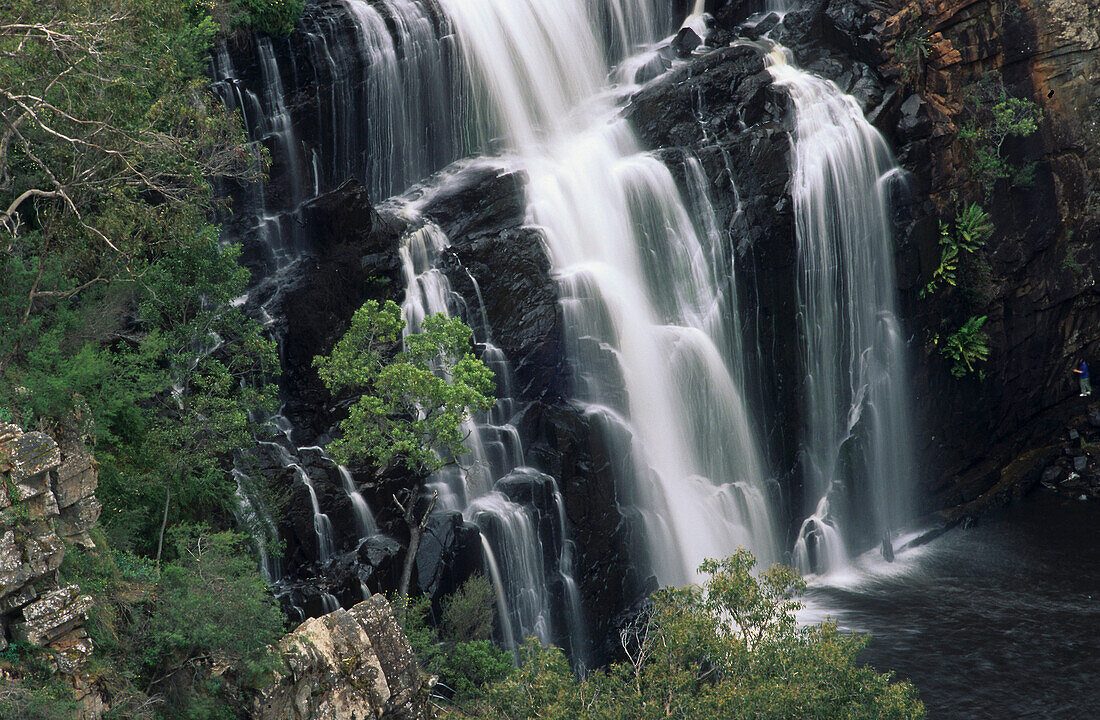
[393,199,587,657]
[766,45,917,575]
[437,0,780,586]
[217,0,923,645]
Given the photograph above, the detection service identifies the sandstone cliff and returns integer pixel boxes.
[254,594,429,720]
[0,422,99,672]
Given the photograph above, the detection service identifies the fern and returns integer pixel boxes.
[941,315,991,378]
[955,203,993,252]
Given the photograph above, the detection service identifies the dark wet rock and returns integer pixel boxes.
[358,536,403,592]
[1088,407,1100,429]
[415,511,482,600]
[672,26,704,57]
[712,0,766,30]
[1041,465,1065,485]
[1073,455,1088,472]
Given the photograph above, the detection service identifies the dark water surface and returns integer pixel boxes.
[805,491,1100,719]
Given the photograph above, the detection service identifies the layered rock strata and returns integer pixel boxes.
[0,422,98,671]
[254,594,429,720]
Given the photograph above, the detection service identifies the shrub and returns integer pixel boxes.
[398,576,514,706]
[939,315,991,378]
[231,0,305,36]
[441,574,496,643]
[451,550,925,720]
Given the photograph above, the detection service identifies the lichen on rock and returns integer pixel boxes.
[254,594,430,720]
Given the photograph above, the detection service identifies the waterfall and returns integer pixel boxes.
[210,0,476,250]
[215,0,925,646]
[437,0,780,586]
[766,46,917,575]
[394,207,587,657]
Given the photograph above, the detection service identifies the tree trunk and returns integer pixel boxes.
[394,489,437,619]
[155,484,170,567]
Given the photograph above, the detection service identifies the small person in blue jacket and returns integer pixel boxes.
[1073,360,1092,397]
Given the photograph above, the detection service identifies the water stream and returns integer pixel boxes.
[766,44,918,575]
[216,0,928,658]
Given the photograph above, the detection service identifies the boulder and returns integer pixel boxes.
[253,595,429,720]
[415,511,482,599]
[12,585,94,647]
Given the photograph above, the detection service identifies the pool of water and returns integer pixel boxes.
[805,491,1100,719]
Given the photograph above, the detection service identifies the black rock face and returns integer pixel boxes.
[222,0,928,667]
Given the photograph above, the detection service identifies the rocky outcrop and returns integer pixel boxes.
[0,423,98,672]
[254,595,429,720]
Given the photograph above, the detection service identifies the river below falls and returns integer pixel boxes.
[803,490,1100,719]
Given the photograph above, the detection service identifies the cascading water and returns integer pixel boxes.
[437,0,781,586]
[766,45,918,574]
[216,0,926,657]
[392,195,587,657]
[210,0,477,251]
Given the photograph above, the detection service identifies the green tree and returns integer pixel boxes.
[314,300,494,599]
[959,86,1042,199]
[143,527,285,719]
[398,576,513,705]
[314,300,495,473]
[450,550,925,720]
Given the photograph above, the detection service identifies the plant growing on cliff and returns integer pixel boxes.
[314,300,495,598]
[937,315,992,378]
[894,24,933,86]
[922,203,994,298]
[959,87,1042,199]
[445,550,925,720]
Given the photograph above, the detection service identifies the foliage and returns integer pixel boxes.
[894,23,932,85]
[314,300,495,474]
[937,315,991,378]
[63,528,285,720]
[231,0,306,36]
[959,85,1042,199]
[398,576,514,705]
[0,679,77,720]
[922,203,993,298]
[1063,247,1083,275]
[0,0,280,557]
[441,573,497,643]
[447,550,924,720]
[2,1,285,717]
[147,527,284,679]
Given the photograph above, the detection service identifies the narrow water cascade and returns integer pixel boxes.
[210,0,478,263]
[438,0,781,586]
[393,203,587,656]
[766,45,918,574]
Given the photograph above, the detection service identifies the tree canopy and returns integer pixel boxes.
[445,550,925,720]
[314,299,495,474]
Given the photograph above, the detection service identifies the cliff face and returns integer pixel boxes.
[874,0,1100,514]
[254,594,429,720]
[0,422,99,673]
